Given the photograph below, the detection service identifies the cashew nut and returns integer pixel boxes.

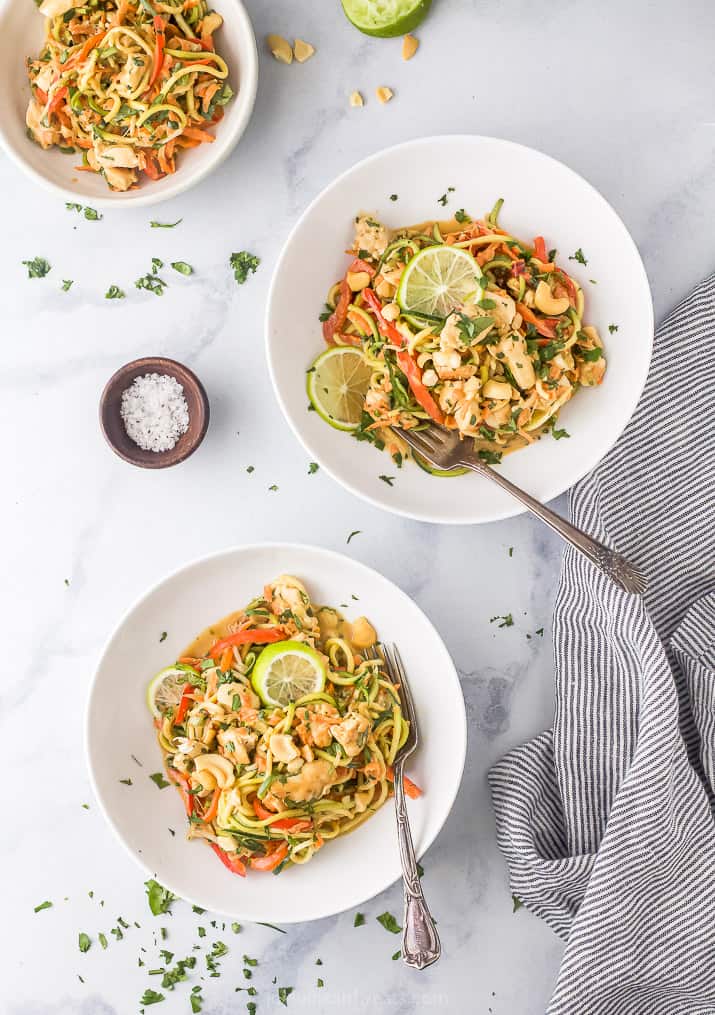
[267,34,293,64]
[534,281,569,316]
[482,378,513,400]
[346,270,371,292]
[293,39,315,63]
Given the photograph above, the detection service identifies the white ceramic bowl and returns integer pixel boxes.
[0,0,257,208]
[86,543,466,923]
[266,135,654,525]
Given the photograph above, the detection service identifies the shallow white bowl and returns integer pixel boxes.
[266,135,654,525]
[0,0,258,208]
[86,543,466,923]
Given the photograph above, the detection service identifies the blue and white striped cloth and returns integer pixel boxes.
[489,275,715,1014]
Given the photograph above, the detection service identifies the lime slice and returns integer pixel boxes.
[413,451,468,478]
[251,640,326,707]
[341,0,431,37]
[397,245,484,318]
[307,346,373,432]
[147,666,190,720]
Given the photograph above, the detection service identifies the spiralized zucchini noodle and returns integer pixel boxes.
[25,0,233,191]
[150,575,420,877]
[319,200,607,468]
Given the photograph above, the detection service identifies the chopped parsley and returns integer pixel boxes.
[84,207,102,221]
[78,932,91,953]
[379,475,395,486]
[308,462,319,474]
[230,251,260,285]
[437,193,448,206]
[278,986,294,1006]
[346,530,361,544]
[34,900,52,913]
[171,261,193,276]
[268,484,278,492]
[145,879,175,916]
[150,219,182,228]
[23,256,51,278]
[536,627,544,637]
[577,345,603,363]
[454,208,471,224]
[477,449,503,465]
[159,631,167,642]
[119,777,133,786]
[608,323,619,334]
[105,285,125,299]
[377,912,402,934]
[61,279,74,291]
[99,932,108,949]
[149,772,170,789]
[550,425,570,440]
[389,193,398,201]
[508,547,514,557]
[569,247,588,266]
[391,950,401,960]
[140,988,165,1005]
[232,922,242,933]
[317,977,324,987]
[135,272,166,296]
[490,613,514,628]
[246,465,255,474]
[354,912,365,927]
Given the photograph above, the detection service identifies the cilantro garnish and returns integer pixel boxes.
[119,777,132,785]
[379,475,395,486]
[34,900,52,913]
[354,912,365,926]
[230,251,260,285]
[145,879,175,916]
[569,247,588,265]
[346,530,361,544]
[608,323,619,334]
[389,193,398,201]
[61,279,74,291]
[23,256,51,278]
[376,911,401,933]
[437,193,448,206]
[135,273,166,295]
[140,988,165,1005]
[105,285,125,299]
[78,932,91,953]
[512,895,524,912]
[171,261,193,276]
[477,449,502,465]
[150,219,182,228]
[149,772,170,789]
[308,462,319,474]
[392,950,401,960]
[278,986,294,1006]
[454,208,471,224]
[490,613,514,628]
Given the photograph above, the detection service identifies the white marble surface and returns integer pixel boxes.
[4,1,715,1012]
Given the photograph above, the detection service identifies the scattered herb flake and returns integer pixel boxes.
[135,273,166,296]
[308,462,319,474]
[346,530,361,544]
[171,261,193,276]
[508,547,514,557]
[34,901,52,913]
[99,932,108,949]
[78,932,91,953]
[569,248,588,266]
[150,219,182,229]
[119,777,133,786]
[84,206,102,221]
[512,895,524,912]
[256,921,286,933]
[454,208,471,223]
[23,256,51,278]
[268,484,278,492]
[536,627,544,636]
[230,251,260,285]
[354,912,365,927]
[437,193,448,206]
[379,475,395,486]
[246,465,255,474]
[61,279,74,291]
[232,922,242,934]
[149,772,170,789]
[278,986,294,1006]
[490,613,514,629]
[145,879,175,916]
[376,912,401,934]
[391,950,401,960]
[317,977,324,987]
[159,631,167,642]
[140,988,165,1005]
[608,323,619,334]
[389,193,398,201]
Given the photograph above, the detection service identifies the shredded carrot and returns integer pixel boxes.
[181,126,216,143]
[219,647,233,673]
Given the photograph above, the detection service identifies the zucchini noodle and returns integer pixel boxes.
[149,574,420,877]
[25,0,234,191]
[318,202,607,469]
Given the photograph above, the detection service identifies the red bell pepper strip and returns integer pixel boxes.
[516,302,559,339]
[209,627,284,661]
[143,155,162,180]
[554,268,578,306]
[148,16,166,87]
[532,236,548,263]
[168,768,194,816]
[173,683,195,725]
[396,350,445,424]
[386,767,423,799]
[348,257,376,278]
[210,842,247,876]
[64,30,108,71]
[252,798,312,831]
[322,279,350,344]
[250,841,289,871]
[362,289,444,423]
[202,787,221,823]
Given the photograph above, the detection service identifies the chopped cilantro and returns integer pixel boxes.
[119,777,133,786]
[159,631,167,642]
[317,977,324,986]
[150,219,182,228]
[377,912,401,933]
[392,950,401,960]
[379,475,394,486]
[354,912,365,927]
[508,547,514,557]
[84,207,102,221]
[454,208,471,223]
[278,986,294,1006]
[171,261,193,276]
[140,988,165,1005]
[246,465,255,474]
[477,449,502,465]
[512,895,524,912]
[34,900,52,913]
[268,484,279,492]
[346,530,361,544]
[232,922,242,934]
[569,247,588,266]
[550,425,570,440]
[149,772,170,789]
[437,193,448,206]
[230,251,260,285]
[608,323,619,334]
[66,202,82,213]
[105,285,125,299]
[135,273,166,295]
[78,932,91,953]
[389,193,398,201]
[308,462,319,474]
[145,879,175,916]
[61,279,74,291]
[23,256,51,278]
[490,613,514,628]
[99,932,108,949]
[536,627,544,636]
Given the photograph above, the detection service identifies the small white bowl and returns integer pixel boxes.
[266,135,654,525]
[0,0,258,208]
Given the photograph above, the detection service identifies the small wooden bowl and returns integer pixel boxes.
[99,357,209,469]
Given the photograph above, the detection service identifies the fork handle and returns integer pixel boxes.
[462,460,644,595]
[394,757,441,969]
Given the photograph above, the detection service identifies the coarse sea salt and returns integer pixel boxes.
[120,372,190,453]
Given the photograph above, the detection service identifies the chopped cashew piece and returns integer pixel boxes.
[293,38,315,62]
[349,90,364,107]
[381,302,400,321]
[402,34,419,60]
[193,753,235,789]
[39,0,76,16]
[376,86,394,104]
[346,270,371,292]
[267,33,293,64]
[534,280,570,316]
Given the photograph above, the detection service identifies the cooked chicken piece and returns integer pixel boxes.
[353,213,389,259]
[26,99,61,149]
[270,759,340,803]
[269,733,300,763]
[329,712,370,758]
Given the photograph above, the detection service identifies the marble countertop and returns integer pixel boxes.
[4,0,715,1012]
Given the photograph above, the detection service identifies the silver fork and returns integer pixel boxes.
[368,643,441,969]
[396,424,648,596]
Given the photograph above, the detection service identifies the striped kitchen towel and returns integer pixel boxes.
[489,274,715,1015]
